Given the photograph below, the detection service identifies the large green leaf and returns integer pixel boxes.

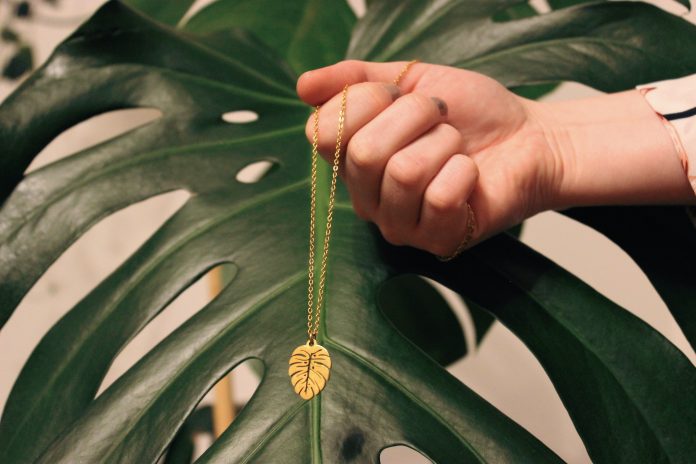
[563,206,696,348]
[163,406,213,464]
[549,0,690,8]
[183,0,356,74]
[0,3,559,463]
[348,0,696,91]
[1,1,695,463]
[391,234,696,463]
[378,274,467,365]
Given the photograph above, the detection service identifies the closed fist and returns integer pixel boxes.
[296,60,565,257]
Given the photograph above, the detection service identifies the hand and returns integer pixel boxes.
[296,60,562,257]
[296,60,695,257]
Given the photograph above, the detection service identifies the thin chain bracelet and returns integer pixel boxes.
[437,202,477,262]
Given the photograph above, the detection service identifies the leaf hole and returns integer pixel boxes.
[235,160,276,184]
[491,0,549,22]
[163,357,264,461]
[221,110,258,124]
[99,262,238,395]
[0,189,189,408]
[179,0,218,25]
[380,445,431,463]
[26,107,162,174]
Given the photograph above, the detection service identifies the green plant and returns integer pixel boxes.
[1,0,695,462]
[1,0,69,80]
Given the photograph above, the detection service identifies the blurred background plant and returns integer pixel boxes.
[0,0,77,80]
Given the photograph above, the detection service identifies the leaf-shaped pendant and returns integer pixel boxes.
[288,343,331,400]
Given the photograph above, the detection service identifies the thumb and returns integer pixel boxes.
[296,59,423,106]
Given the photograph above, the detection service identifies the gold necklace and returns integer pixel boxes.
[289,60,419,400]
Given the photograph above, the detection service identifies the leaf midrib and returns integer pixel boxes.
[213,332,488,463]
[134,64,304,106]
[325,338,486,463]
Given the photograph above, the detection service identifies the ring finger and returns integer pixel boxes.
[378,123,463,237]
[417,154,479,256]
[345,92,448,218]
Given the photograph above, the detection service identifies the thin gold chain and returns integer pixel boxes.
[306,84,347,344]
[305,60,419,345]
[393,59,418,86]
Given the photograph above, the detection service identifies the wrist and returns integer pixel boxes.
[530,90,696,209]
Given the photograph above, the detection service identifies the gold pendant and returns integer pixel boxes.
[288,343,331,400]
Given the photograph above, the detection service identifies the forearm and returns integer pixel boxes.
[529,90,696,209]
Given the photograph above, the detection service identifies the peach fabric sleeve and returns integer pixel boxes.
[637,74,696,196]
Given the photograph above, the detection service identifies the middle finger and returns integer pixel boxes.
[345,92,448,219]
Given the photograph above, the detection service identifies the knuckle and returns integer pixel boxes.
[347,135,378,170]
[426,187,462,215]
[385,152,423,188]
[343,59,367,71]
[378,224,405,246]
[355,81,394,110]
[454,154,479,183]
[458,153,478,173]
[451,153,480,183]
[306,110,334,157]
[435,123,463,147]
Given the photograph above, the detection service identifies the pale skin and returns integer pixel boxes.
[296,60,696,257]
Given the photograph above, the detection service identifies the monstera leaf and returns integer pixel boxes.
[562,205,696,347]
[1,1,695,463]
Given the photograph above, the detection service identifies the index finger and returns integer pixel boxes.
[296,60,424,106]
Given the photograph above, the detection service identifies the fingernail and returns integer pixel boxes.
[431,97,448,116]
[384,83,401,101]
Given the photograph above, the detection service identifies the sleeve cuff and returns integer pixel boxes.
[637,74,696,196]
